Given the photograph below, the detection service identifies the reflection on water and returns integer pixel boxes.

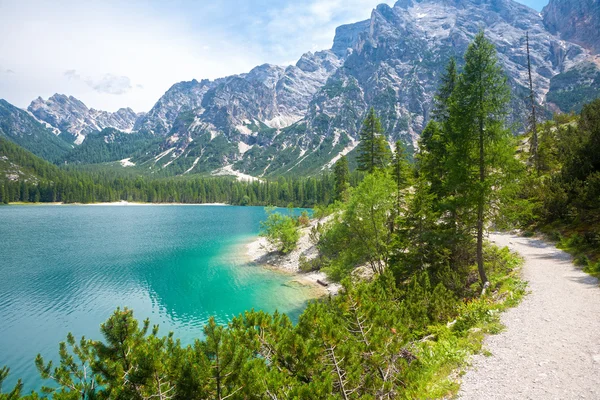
[0,205,314,392]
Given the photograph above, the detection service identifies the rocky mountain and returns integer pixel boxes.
[0,99,72,162]
[131,0,599,178]
[28,94,143,145]
[136,51,341,135]
[4,0,600,178]
[543,0,600,55]
[542,0,600,113]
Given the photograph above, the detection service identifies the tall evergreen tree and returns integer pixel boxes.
[433,57,458,122]
[448,31,513,286]
[333,156,350,201]
[391,141,412,226]
[357,108,389,173]
[420,57,459,209]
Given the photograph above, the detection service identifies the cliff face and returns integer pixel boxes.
[543,0,600,55]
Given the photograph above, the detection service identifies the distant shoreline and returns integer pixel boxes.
[5,201,230,206]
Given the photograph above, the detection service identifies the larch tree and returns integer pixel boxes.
[357,108,390,173]
[448,31,513,287]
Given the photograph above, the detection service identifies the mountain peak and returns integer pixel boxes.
[28,95,140,142]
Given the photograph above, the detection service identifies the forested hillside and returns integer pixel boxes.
[0,137,353,207]
[0,100,72,163]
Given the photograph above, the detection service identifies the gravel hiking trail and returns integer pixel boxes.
[457,233,600,399]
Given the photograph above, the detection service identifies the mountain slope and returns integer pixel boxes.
[0,99,72,162]
[543,0,600,55]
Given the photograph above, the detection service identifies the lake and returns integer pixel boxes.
[0,205,315,392]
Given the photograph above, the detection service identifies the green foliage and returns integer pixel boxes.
[510,98,600,277]
[319,171,396,280]
[260,207,301,254]
[298,210,311,227]
[35,332,100,399]
[445,32,515,285]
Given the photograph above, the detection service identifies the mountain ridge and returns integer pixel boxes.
[3,0,600,178]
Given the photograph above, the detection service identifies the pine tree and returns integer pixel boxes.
[357,108,390,173]
[448,31,513,286]
[333,155,350,201]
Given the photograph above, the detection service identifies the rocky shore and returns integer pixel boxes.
[246,217,341,296]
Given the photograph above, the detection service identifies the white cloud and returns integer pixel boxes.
[86,74,133,95]
[64,70,81,80]
[65,70,134,95]
[0,0,264,112]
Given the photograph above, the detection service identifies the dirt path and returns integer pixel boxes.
[458,233,600,399]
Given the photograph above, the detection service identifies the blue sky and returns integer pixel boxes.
[0,0,549,112]
[519,0,549,10]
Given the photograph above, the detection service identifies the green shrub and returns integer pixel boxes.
[584,261,600,276]
[259,208,300,254]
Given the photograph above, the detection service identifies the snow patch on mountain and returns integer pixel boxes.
[324,139,359,170]
[238,142,253,155]
[183,157,201,174]
[120,158,135,167]
[212,165,261,182]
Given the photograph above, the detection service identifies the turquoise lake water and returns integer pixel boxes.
[0,205,315,392]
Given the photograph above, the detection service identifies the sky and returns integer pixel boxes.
[0,0,549,113]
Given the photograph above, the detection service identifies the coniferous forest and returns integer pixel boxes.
[0,137,358,208]
[1,32,600,400]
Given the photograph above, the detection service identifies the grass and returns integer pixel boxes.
[402,245,526,399]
